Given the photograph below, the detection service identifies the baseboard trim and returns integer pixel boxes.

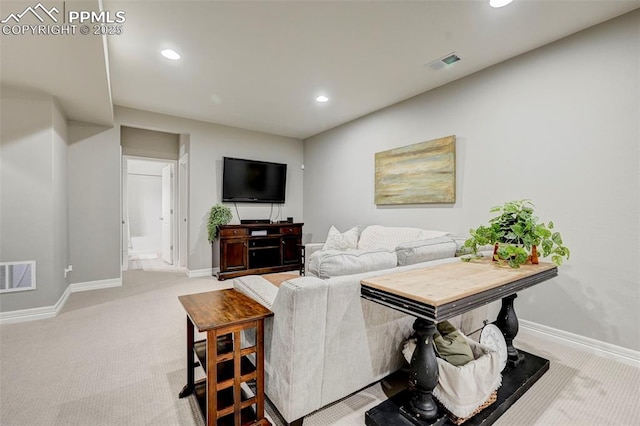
[188,268,217,278]
[0,286,70,325]
[69,278,122,293]
[0,277,122,325]
[520,319,640,367]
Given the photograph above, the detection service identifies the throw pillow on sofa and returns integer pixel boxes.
[322,225,358,251]
[308,249,397,279]
[395,237,457,266]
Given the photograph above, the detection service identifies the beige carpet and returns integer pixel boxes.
[0,270,638,426]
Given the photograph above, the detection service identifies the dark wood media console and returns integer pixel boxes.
[216,223,303,280]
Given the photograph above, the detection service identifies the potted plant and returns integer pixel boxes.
[462,199,570,268]
[207,204,233,242]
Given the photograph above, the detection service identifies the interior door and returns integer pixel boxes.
[161,164,173,264]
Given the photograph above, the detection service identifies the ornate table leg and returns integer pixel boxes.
[494,294,525,366]
[400,318,441,423]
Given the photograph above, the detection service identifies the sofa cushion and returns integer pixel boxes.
[357,225,450,251]
[308,249,397,279]
[395,237,457,266]
[322,225,358,251]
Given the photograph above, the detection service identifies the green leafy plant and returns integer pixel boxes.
[207,204,232,242]
[462,199,570,268]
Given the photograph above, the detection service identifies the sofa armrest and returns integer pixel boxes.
[305,242,324,256]
[304,242,325,275]
[263,276,329,422]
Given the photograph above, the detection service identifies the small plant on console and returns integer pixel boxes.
[462,199,570,268]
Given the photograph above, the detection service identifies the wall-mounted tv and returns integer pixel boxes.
[222,157,287,203]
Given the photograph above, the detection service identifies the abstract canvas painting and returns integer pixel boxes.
[375,135,456,205]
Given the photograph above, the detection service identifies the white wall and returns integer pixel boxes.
[121,126,179,160]
[67,124,121,284]
[115,106,304,272]
[303,11,639,351]
[52,96,69,302]
[0,92,69,311]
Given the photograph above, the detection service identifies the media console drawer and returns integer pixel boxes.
[219,228,248,237]
[280,226,301,235]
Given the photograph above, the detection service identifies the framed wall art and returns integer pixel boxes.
[375,135,456,205]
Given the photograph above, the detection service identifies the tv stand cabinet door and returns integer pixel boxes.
[280,225,302,266]
[220,238,248,272]
[281,236,301,265]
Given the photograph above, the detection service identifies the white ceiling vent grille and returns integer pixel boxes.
[427,52,461,70]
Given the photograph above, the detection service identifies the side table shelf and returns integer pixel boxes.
[178,289,273,426]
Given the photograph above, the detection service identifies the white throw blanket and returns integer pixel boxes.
[403,335,502,418]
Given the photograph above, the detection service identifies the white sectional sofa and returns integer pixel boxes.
[232,225,486,426]
[305,225,461,278]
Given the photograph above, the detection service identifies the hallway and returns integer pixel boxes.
[127,253,185,272]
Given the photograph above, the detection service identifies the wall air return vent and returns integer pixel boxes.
[0,261,36,293]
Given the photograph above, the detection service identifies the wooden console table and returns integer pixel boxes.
[178,289,273,426]
[360,259,558,426]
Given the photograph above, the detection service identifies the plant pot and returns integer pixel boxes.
[529,245,539,264]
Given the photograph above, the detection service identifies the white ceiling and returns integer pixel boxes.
[0,1,113,126]
[2,1,639,138]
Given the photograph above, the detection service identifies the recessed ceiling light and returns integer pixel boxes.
[316,95,329,103]
[161,49,181,60]
[490,0,514,8]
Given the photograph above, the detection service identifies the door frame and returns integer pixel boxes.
[178,153,189,268]
[161,162,174,265]
[121,155,179,270]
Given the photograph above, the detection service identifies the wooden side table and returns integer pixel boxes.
[178,289,273,426]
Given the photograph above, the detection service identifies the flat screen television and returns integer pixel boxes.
[222,157,287,203]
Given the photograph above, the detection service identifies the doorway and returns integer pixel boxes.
[122,157,181,271]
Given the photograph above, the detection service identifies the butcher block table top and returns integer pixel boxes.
[360,258,558,322]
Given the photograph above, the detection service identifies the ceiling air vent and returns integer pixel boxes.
[427,52,461,70]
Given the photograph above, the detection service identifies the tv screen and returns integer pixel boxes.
[222,157,287,203]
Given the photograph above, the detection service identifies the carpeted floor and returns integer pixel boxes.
[0,270,638,426]
[127,253,185,272]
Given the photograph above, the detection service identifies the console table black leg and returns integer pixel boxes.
[494,294,525,367]
[406,318,440,421]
